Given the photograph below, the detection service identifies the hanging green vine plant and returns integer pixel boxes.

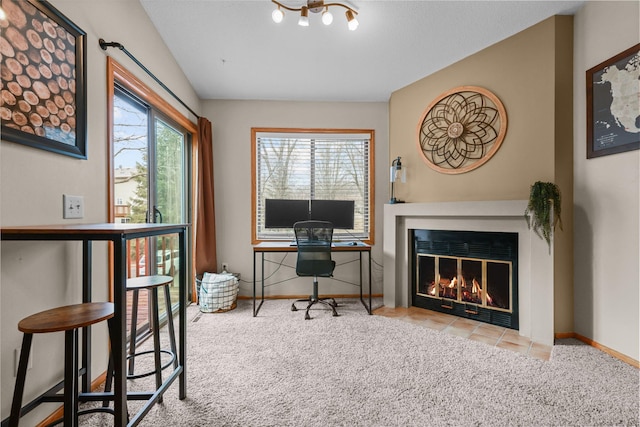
[524,181,562,247]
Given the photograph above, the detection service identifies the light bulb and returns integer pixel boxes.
[346,10,359,31]
[298,6,309,27]
[272,7,284,24]
[348,17,359,31]
[322,9,333,25]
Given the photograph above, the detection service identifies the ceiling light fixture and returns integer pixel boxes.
[271,0,358,30]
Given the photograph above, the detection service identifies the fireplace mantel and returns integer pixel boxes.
[383,200,554,346]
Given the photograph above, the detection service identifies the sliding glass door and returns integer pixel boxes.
[112,85,190,336]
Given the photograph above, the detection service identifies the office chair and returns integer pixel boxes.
[291,220,338,320]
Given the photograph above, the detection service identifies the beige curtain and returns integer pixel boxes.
[195,117,217,274]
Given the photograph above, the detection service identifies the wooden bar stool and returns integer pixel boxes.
[9,302,115,427]
[104,275,177,402]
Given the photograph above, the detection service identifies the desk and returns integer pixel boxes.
[252,242,372,317]
[1,223,188,427]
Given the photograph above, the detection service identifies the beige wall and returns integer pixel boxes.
[389,16,576,334]
[552,16,575,340]
[390,18,563,203]
[573,1,639,361]
[0,0,199,423]
[202,100,389,297]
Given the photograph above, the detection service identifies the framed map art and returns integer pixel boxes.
[586,43,640,159]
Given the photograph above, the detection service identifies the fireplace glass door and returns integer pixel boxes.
[417,254,512,314]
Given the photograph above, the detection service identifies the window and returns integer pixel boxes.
[252,128,374,243]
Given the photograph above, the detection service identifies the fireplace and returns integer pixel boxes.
[411,229,518,329]
[383,201,555,346]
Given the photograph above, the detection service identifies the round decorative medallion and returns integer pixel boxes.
[416,86,508,174]
[447,122,464,138]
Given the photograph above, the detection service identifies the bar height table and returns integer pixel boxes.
[1,223,189,426]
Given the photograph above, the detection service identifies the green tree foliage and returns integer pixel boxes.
[129,157,148,223]
[155,121,184,224]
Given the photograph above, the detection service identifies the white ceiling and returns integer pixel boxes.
[139,0,585,102]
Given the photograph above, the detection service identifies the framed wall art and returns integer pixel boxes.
[586,43,640,159]
[1,0,87,159]
[417,86,508,174]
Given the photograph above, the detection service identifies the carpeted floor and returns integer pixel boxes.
[83,299,639,426]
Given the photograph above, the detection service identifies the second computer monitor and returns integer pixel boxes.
[310,200,355,229]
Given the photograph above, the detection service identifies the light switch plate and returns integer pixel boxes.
[63,194,84,219]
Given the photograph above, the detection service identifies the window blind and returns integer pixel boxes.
[254,131,372,241]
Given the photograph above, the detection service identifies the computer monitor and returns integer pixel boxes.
[310,200,355,229]
[264,199,310,228]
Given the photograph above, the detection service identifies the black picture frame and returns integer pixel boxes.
[1,0,87,159]
[586,43,640,159]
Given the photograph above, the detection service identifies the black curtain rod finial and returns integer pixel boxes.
[99,38,124,51]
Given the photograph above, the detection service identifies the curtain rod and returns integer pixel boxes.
[99,38,200,119]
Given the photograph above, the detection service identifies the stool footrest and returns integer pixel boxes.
[44,407,116,427]
[125,349,177,380]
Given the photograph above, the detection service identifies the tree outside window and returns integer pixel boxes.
[252,129,374,243]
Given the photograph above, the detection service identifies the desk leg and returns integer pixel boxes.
[253,251,265,316]
[359,251,363,306]
[112,238,128,426]
[368,251,372,314]
[358,251,373,315]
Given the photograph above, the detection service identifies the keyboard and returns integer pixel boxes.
[333,241,362,247]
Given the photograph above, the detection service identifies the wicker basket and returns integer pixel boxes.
[196,273,239,313]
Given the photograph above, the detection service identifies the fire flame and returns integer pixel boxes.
[468,277,494,305]
[472,278,480,293]
[449,277,457,288]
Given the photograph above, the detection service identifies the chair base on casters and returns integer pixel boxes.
[291,278,339,320]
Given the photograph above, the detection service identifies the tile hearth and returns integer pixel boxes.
[373,305,552,361]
